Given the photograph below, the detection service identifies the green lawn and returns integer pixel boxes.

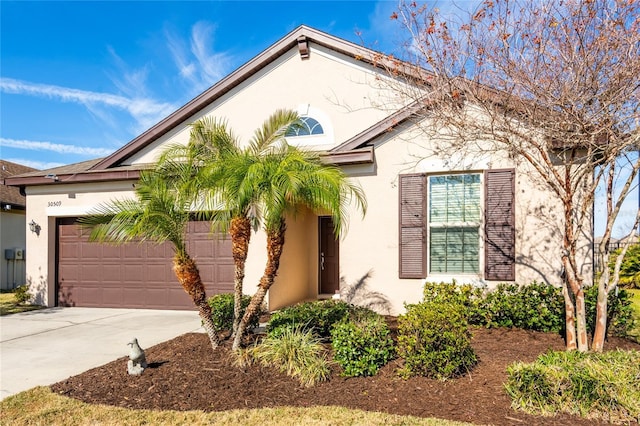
[0,387,470,426]
[0,291,43,316]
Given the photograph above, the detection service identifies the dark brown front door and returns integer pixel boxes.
[319,216,339,294]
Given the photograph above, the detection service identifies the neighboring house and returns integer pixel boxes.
[4,26,592,313]
[1,160,37,290]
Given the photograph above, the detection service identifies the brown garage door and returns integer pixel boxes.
[56,217,234,310]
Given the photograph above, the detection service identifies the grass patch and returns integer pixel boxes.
[0,387,471,426]
[505,349,640,423]
[0,292,43,316]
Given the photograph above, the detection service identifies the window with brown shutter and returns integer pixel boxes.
[399,174,427,278]
[484,169,515,281]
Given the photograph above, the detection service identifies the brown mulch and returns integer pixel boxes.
[51,319,640,426]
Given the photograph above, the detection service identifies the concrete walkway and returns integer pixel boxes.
[0,307,202,400]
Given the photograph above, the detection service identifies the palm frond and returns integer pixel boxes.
[249,109,300,154]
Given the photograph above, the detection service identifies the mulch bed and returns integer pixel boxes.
[51,319,639,426]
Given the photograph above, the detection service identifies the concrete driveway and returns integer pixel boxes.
[0,307,202,400]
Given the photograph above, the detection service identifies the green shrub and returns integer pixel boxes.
[267,300,351,339]
[207,293,258,332]
[476,282,564,333]
[422,281,483,308]
[13,285,31,305]
[585,286,635,338]
[396,301,477,380]
[506,349,640,422]
[331,316,395,377]
[249,326,330,387]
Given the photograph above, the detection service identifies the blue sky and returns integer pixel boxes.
[1,1,636,237]
[1,0,404,171]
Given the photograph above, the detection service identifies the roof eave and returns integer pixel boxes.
[322,146,375,165]
[3,169,142,188]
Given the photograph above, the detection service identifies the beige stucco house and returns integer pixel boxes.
[4,26,592,314]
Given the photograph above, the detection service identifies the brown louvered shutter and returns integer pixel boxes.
[399,173,427,278]
[484,169,515,281]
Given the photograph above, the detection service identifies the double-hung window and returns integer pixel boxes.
[428,174,481,274]
[399,169,514,280]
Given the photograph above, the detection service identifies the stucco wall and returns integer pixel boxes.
[336,124,593,315]
[0,211,27,290]
[124,43,406,165]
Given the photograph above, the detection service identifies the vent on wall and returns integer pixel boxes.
[297,36,310,59]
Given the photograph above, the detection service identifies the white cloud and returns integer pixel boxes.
[3,157,65,171]
[0,77,176,133]
[0,137,113,157]
[165,21,231,93]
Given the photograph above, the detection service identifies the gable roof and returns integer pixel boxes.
[91,25,386,171]
[1,160,38,209]
[4,25,409,190]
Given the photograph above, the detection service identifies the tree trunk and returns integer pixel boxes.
[173,255,220,350]
[229,216,252,337]
[562,284,577,351]
[233,220,286,351]
[591,285,609,352]
[574,287,588,352]
[561,226,589,352]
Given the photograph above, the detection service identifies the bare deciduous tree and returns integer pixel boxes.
[386,0,639,351]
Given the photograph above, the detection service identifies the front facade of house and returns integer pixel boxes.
[5,26,592,314]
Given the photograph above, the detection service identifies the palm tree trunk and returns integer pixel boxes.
[233,220,286,351]
[229,216,251,337]
[173,255,220,350]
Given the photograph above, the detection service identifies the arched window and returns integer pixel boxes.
[286,116,324,137]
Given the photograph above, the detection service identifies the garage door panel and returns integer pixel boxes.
[192,240,214,257]
[101,265,122,281]
[216,238,233,256]
[103,287,124,305]
[101,245,122,259]
[57,218,233,310]
[168,288,194,308]
[60,241,79,258]
[123,265,144,281]
[80,241,101,259]
[146,264,171,281]
[146,243,172,259]
[122,287,144,301]
[123,243,145,259]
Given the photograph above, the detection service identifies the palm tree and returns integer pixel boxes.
[79,169,221,350]
[231,123,367,350]
[175,110,310,338]
[160,116,278,337]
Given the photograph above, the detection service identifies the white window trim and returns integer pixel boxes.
[427,172,485,277]
[285,104,334,147]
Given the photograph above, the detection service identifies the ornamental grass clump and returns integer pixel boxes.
[396,301,477,380]
[249,326,330,387]
[331,315,395,377]
[505,349,640,423]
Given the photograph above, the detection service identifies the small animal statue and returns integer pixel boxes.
[127,337,148,376]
